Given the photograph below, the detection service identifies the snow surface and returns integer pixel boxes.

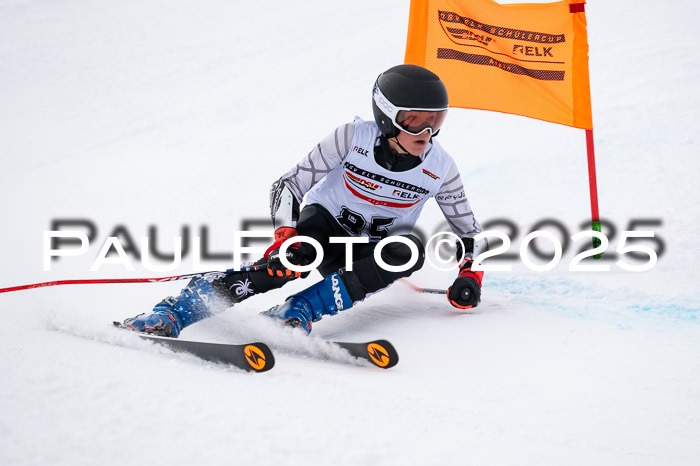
[1,0,699,465]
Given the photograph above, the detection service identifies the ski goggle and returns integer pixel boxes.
[373,84,447,136]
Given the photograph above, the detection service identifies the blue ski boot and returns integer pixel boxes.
[123,278,219,338]
[263,272,353,334]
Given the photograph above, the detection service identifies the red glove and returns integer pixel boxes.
[447,260,483,309]
[264,227,308,278]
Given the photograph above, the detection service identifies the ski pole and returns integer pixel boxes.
[0,264,268,294]
[400,278,472,301]
[399,278,447,295]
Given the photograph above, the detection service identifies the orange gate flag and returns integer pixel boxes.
[405,0,592,129]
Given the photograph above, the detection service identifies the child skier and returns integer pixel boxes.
[121,64,484,337]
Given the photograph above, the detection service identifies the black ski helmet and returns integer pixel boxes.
[372,64,449,138]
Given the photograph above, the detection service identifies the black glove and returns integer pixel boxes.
[447,260,483,309]
[264,227,312,278]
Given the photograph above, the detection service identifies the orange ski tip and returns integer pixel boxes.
[367,343,391,367]
[244,345,267,371]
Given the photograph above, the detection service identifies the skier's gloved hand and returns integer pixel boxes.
[264,227,312,278]
[447,260,483,309]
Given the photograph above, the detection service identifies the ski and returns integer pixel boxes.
[113,322,274,373]
[330,339,399,369]
[114,322,396,370]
